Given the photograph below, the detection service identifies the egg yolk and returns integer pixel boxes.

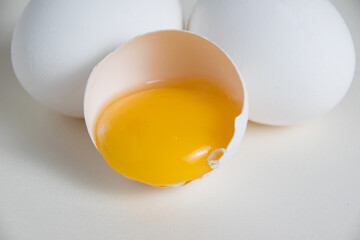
[95,81,238,186]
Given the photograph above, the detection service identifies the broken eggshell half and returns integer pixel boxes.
[84,30,248,187]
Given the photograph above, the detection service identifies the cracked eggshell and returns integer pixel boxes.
[11,0,183,117]
[84,30,248,187]
[189,0,356,125]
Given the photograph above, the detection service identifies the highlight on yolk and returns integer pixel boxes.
[94,79,239,187]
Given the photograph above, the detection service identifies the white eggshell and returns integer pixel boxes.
[84,30,248,187]
[189,0,356,125]
[11,0,182,117]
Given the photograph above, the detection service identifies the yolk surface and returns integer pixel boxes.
[95,81,238,186]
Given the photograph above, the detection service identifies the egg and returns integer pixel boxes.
[84,30,248,187]
[188,0,356,125]
[11,0,182,117]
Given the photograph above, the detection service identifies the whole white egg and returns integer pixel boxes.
[12,0,183,117]
[189,0,356,125]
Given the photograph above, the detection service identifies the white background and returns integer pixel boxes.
[1,0,359,239]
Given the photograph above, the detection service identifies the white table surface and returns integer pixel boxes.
[1,0,359,239]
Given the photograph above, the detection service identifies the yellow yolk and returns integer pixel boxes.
[95,81,238,186]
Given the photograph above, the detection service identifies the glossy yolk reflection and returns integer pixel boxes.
[95,82,238,186]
